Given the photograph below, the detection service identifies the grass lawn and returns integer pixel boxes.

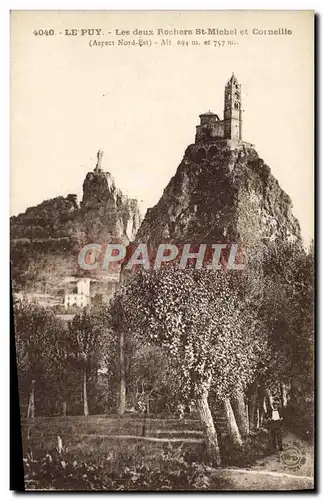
[22,414,205,466]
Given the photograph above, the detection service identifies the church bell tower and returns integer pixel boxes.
[223,73,242,141]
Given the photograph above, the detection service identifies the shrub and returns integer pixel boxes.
[23,443,215,491]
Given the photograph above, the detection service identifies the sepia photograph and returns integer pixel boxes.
[10,10,314,491]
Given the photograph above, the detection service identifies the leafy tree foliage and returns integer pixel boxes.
[254,240,314,401]
[110,266,267,463]
[14,303,66,416]
[112,267,265,400]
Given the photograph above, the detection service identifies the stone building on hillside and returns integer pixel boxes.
[63,274,119,311]
[64,277,91,310]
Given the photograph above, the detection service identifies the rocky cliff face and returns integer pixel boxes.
[10,164,141,292]
[136,140,301,256]
[11,139,302,291]
[81,169,141,243]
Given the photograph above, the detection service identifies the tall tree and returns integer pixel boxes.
[258,241,313,403]
[14,303,65,417]
[67,310,103,416]
[111,267,266,464]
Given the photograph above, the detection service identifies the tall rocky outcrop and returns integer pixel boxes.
[136,139,301,255]
[81,154,140,244]
[10,151,141,291]
[136,73,301,254]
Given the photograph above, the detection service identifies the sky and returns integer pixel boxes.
[11,10,314,246]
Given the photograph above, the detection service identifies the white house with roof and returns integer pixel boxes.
[64,277,91,310]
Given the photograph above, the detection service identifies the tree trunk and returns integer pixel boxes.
[224,398,243,447]
[196,386,221,466]
[57,435,63,454]
[265,388,274,409]
[248,387,257,431]
[256,407,260,429]
[83,370,89,416]
[261,396,268,425]
[142,400,148,437]
[231,389,249,439]
[27,380,35,419]
[62,401,67,417]
[280,383,288,407]
[118,329,126,416]
[245,403,250,434]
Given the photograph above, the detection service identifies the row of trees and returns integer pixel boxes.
[14,240,314,465]
[110,239,313,464]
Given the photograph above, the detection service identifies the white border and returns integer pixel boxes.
[2,1,321,498]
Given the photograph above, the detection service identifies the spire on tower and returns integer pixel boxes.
[227,73,238,85]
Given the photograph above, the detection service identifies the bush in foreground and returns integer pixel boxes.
[23,443,225,491]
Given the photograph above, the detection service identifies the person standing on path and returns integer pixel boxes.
[267,401,284,451]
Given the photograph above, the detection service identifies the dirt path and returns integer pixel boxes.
[210,468,313,490]
[251,430,314,478]
[210,430,314,491]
